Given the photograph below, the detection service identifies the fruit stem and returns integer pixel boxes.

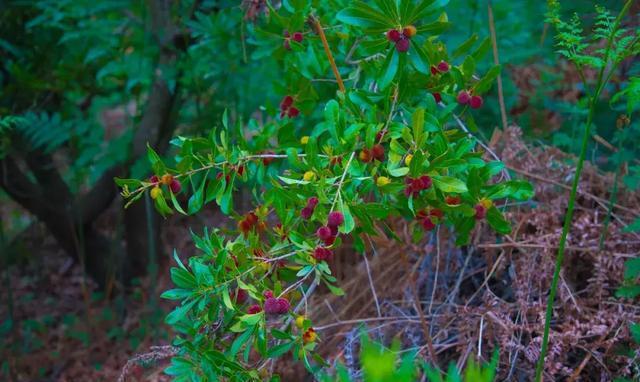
[312,15,346,93]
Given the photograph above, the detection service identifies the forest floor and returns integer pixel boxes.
[1,127,640,381]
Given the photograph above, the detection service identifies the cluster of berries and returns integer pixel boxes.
[279,95,299,118]
[238,211,266,235]
[149,174,181,199]
[386,25,417,52]
[416,208,444,231]
[431,60,450,75]
[283,30,303,50]
[246,290,291,315]
[457,90,483,109]
[359,144,385,162]
[404,175,432,197]
[315,211,344,246]
[295,316,317,343]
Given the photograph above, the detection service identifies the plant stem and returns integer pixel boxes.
[534,2,632,379]
[312,15,346,93]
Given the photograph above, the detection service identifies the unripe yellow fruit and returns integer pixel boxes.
[300,136,309,145]
[403,25,417,38]
[258,261,270,272]
[480,198,493,209]
[150,186,162,199]
[303,171,315,181]
[376,176,391,187]
[405,154,413,166]
[160,174,173,185]
[295,315,305,329]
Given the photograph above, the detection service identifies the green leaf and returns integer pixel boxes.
[432,176,468,193]
[378,48,399,90]
[473,65,501,94]
[267,341,294,358]
[486,206,511,234]
[339,201,356,234]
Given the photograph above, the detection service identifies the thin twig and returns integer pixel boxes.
[312,15,345,93]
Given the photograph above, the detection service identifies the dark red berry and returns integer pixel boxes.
[396,37,410,53]
[328,211,344,227]
[375,130,384,142]
[422,217,436,231]
[234,289,248,304]
[317,226,332,241]
[280,95,294,110]
[307,197,319,208]
[445,195,461,205]
[418,175,432,190]
[150,175,159,184]
[436,60,450,73]
[432,92,442,103]
[292,32,303,43]
[457,90,471,105]
[329,224,338,236]
[474,204,487,220]
[264,290,274,299]
[287,107,300,118]
[372,144,385,161]
[323,235,336,246]
[430,208,444,219]
[431,66,438,75]
[313,247,333,261]
[386,29,401,42]
[359,148,372,162]
[248,304,262,314]
[169,179,181,194]
[237,165,245,176]
[264,297,290,315]
[470,95,483,109]
[301,206,313,220]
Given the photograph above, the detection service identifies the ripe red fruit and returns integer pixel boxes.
[307,197,319,208]
[470,95,483,109]
[445,195,461,205]
[329,224,338,236]
[422,217,436,231]
[418,175,432,190]
[237,165,245,176]
[328,211,344,227]
[359,148,372,163]
[292,32,303,43]
[169,179,181,194]
[287,107,300,118]
[246,212,258,225]
[457,90,471,105]
[432,92,442,103]
[247,304,262,314]
[238,219,252,234]
[264,290,274,299]
[436,60,450,73]
[375,130,384,142]
[149,175,159,184]
[474,204,487,220]
[430,66,438,75]
[317,226,332,241]
[323,235,336,246]
[301,206,313,220]
[386,29,401,42]
[313,247,333,261]
[396,37,410,53]
[264,297,290,315]
[280,95,294,110]
[234,289,248,304]
[372,144,385,161]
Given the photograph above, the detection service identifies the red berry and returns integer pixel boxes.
[292,32,303,43]
[307,197,319,208]
[149,175,159,184]
[470,95,483,109]
[264,290,274,299]
[169,179,181,194]
[418,175,432,190]
[280,95,294,110]
[323,235,336,246]
[313,247,333,261]
[287,107,300,118]
[262,152,275,166]
[247,304,262,314]
[237,165,245,176]
[328,211,344,227]
[432,92,442,103]
[457,90,471,105]
[474,204,487,220]
[246,212,258,226]
[372,144,385,161]
[283,39,291,50]
[265,297,290,315]
[238,219,252,234]
[317,226,332,241]
[422,217,436,231]
[395,37,410,53]
[386,29,401,42]
[329,224,338,236]
[301,206,313,220]
[431,66,438,75]
[436,60,449,73]
[375,130,384,142]
[234,289,248,304]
